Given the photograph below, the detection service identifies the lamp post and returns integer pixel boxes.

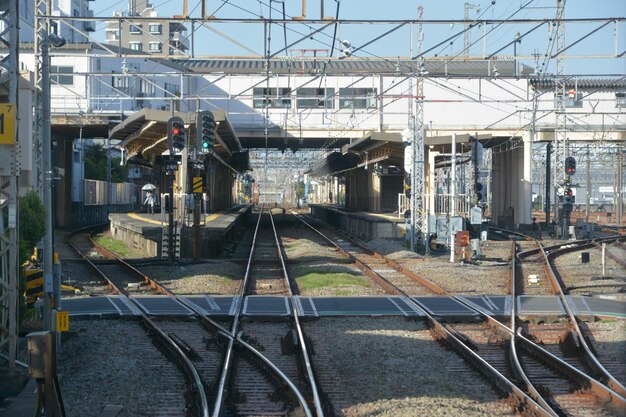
[42,25,66,330]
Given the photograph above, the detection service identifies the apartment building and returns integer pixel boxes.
[104,0,189,55]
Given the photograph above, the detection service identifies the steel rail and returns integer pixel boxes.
[506,241,558,416]
[295,212,447,295]
[454,240,626,416]
[269,210,324,417]
[290,212,551,416]
[541,242,626,399]
[483,228,626,408]
[298,214,626,415]
[593,241,626,269]
[65,227,210,417]
[211,208,312,417]
[73,219,313,417]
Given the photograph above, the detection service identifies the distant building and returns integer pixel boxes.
[104,0,188,55]
[2,0,94,43]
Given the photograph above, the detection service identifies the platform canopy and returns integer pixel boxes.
[110,108,242,160]
[308,131,405,177]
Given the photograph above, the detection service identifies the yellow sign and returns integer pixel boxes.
[56,311,69,332]
[192,176,204,193]
[0,103,16,145]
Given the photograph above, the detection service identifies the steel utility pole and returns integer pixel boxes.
[410,5,427,253]
[0,0,20,367]
[553,0,568,238]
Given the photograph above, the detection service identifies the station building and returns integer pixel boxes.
[2,44,625,248]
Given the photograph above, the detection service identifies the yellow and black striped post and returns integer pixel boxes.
[192,176,204,194]
[25,268,44,305]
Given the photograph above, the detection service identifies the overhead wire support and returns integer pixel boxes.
[0,0,20,368]
[554,0,569,236]
[410,5,426,253]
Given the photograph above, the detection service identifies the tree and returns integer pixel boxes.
[19,190,45,264]
[83,143,128,182]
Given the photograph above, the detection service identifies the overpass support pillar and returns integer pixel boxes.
[491,134,532,228]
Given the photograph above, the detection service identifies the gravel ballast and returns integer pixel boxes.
[58,320,187,417]
[138,261,243,294]
[305,317,514,417]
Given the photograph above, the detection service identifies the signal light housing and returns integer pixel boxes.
[167,116,186,154]
[197,110,216,153]
[564,156,576,176]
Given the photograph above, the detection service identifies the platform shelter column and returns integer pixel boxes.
[491,135,532,228]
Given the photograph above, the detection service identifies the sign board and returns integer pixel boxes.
[192,176,203,193]
[455,231,470,247]
[25,269,44,303]
[56,311,69,332]
[0,103,16,144]
[403,144,413,174]
[470,206,482,225]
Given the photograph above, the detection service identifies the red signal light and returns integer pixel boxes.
[172,127,180,135]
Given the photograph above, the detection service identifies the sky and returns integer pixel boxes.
[86,0,626,75]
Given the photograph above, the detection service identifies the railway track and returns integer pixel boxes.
[292,213,626,416]
[65,227,211,417]
[289,212,550,416]
[211,207,325,416]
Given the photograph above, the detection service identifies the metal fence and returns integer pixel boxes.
[83,180,139,206]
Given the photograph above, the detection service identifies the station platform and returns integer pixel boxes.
[308,204,405,240]
[108,205,251,258]
[59,295,626,320]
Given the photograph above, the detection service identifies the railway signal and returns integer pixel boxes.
[564,156,576,176]
[475,181,483,203]
[564,187,574,204]
[167,116,186,154]
[197,110,216,153]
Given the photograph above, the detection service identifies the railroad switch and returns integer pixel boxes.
[281,329,298,355]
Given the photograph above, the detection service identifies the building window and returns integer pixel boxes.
[253,87,291,108]
[129,42,142,51]
[148,42,162,52]
[616,93,626,108]
[339,88,377,109]
[164,82,179,97]
[296,88,335,109]
[129,24,141,34]
[106,30,119,41]
[149,24,162,34]
[50,65,73,85]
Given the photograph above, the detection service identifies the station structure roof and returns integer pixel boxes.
[173,59,533,77]
[530,77,626,92]
[109,108,248,172]
[308,132,405,177]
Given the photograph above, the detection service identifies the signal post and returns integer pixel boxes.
[561,156,576,239]
[192,111,216,261]
[166,117,186,263]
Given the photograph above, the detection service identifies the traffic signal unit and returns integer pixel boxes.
[564,156,576,176]
[197,110,216,153]
[167,116,186,154]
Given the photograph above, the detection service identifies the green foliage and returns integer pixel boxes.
[19,191,45,264]
[295,181,305,199]
[18,191,45,318]
[93,235,145,258]
[83,144,128,182]
[295,272,370,289]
